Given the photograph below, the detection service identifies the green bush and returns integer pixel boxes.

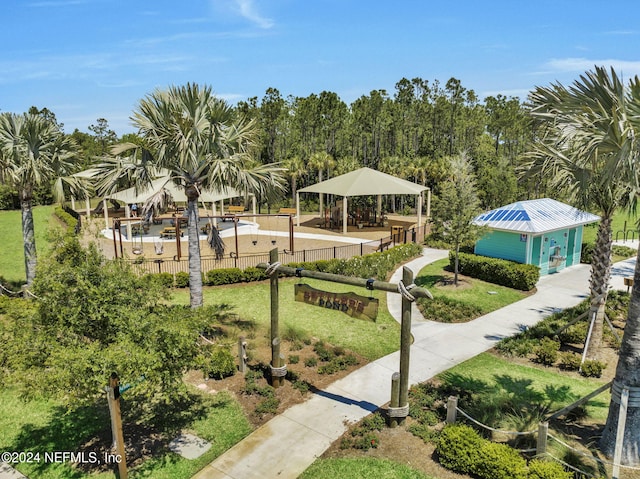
[54,206,79,236]
[580,359,606,378]
[205,346,236,380]
[255,396,279,416]
[496,337,537,358]
[474,441,528,479]
[452,252,540,291]
[144,272,174,288]
[242,266,268,282]
[436,424,484,474]
[558,352,582,371]
[174,271,189,288]
[419,296,484,323]
[205,267,244,285]
[534,337,560,366]
[580,242,594,264]
[527,459,572,479]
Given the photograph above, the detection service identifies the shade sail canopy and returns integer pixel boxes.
[298,167,427,197]
[473,198,600,234]
[104,176,244,204]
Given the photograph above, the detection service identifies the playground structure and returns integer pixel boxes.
[109,212,296,261]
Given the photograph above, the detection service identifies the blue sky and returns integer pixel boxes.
[2,0,639,135]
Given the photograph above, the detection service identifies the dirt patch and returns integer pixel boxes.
[185,336,368,429]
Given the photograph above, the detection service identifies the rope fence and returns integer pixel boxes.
[446,395,640,478]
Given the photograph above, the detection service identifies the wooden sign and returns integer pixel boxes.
[294,284,378,321]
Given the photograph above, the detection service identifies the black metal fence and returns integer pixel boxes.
[128,222,430,276]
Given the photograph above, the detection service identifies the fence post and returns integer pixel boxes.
[536,421,548,456]
[446,396,458,424]
[389,372,400,428]
[238,336,248,374]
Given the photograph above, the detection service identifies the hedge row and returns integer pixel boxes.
[142,243,424,288]
[437,424,571,479]
[451,252,540,291]
[54,206,79,237]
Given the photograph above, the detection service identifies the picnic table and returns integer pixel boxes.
[160,227,182,239]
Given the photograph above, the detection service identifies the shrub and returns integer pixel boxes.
[255,396,279,416]
[242,266,268,282]
[205,267,244,285]
[408,423,440,443]
[496,337,537,358]
[205,346,236,380]
[436,424,484,474]
[288,355,300,364]
[474,441,528,479]
[527,459,572,479]
[580,242,594,264]
[558,352,582,371]
[534,337,560,366]
[174,271,189,288]
[304,357,317,367]
[580,359,606,378]
[452,252,540,291]
[418,296,483,323]
[144,272,174,288]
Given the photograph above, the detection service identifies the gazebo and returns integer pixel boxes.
[296,167,430,234]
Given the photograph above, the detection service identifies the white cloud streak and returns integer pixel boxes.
[545,58,640,77]
[234,0,274,29]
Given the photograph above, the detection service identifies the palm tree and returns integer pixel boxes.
[0,112,82,285]
[282,156,306,206]
[524,67,640,362]
[97,83,284,308]
[599,71,640,464]
[308,151,335,215]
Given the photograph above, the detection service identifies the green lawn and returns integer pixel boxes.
[414,258,529,322]
[441,352,610,421]
[171,278,402,361]
[300,458,433,479]
[0,205,62,284]
[582,208,639,244]
[0,387,252,479]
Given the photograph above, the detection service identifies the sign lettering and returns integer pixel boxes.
[294,284,378,321]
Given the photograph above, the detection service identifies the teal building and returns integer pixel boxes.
[473,199,600,275]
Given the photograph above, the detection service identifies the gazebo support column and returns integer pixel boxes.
[377,195,382,221]
[85,197,91,217]
[103,199,109,230]
[296,193,301,227]
[417,194,422,226]
[342,196,348,234]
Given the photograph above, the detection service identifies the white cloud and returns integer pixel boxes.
[211,0,275,30]
[545,58,640,77]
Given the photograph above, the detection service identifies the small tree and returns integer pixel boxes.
[435,152,484,285]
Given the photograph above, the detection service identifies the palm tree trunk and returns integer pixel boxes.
[600,240,640,464]
[186,188,203,308]
[584,216,613,360]
[21,189,37,286]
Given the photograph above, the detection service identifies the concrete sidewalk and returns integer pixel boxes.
[193,249,636,479]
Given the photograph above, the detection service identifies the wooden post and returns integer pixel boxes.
[536,421,548,455]
[270,248,282,388]
[397,266,413,426]
[107,373,128,479]
[389,372,400,428]
[238,336,248,374]
[612,387,630,479]
[446,396,458,424]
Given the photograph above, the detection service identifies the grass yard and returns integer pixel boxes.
[582,208,639,244]
[300,457,434,479]
[171,278,402,361]
[0,387,252,479]
[414,258,529,322]
[440,352,610,421]
[0,205,62,284]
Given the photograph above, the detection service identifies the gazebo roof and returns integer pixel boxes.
[473,198,600,234]
[298,167,427,197]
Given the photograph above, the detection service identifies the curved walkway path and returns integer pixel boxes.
[195,250,637,479]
